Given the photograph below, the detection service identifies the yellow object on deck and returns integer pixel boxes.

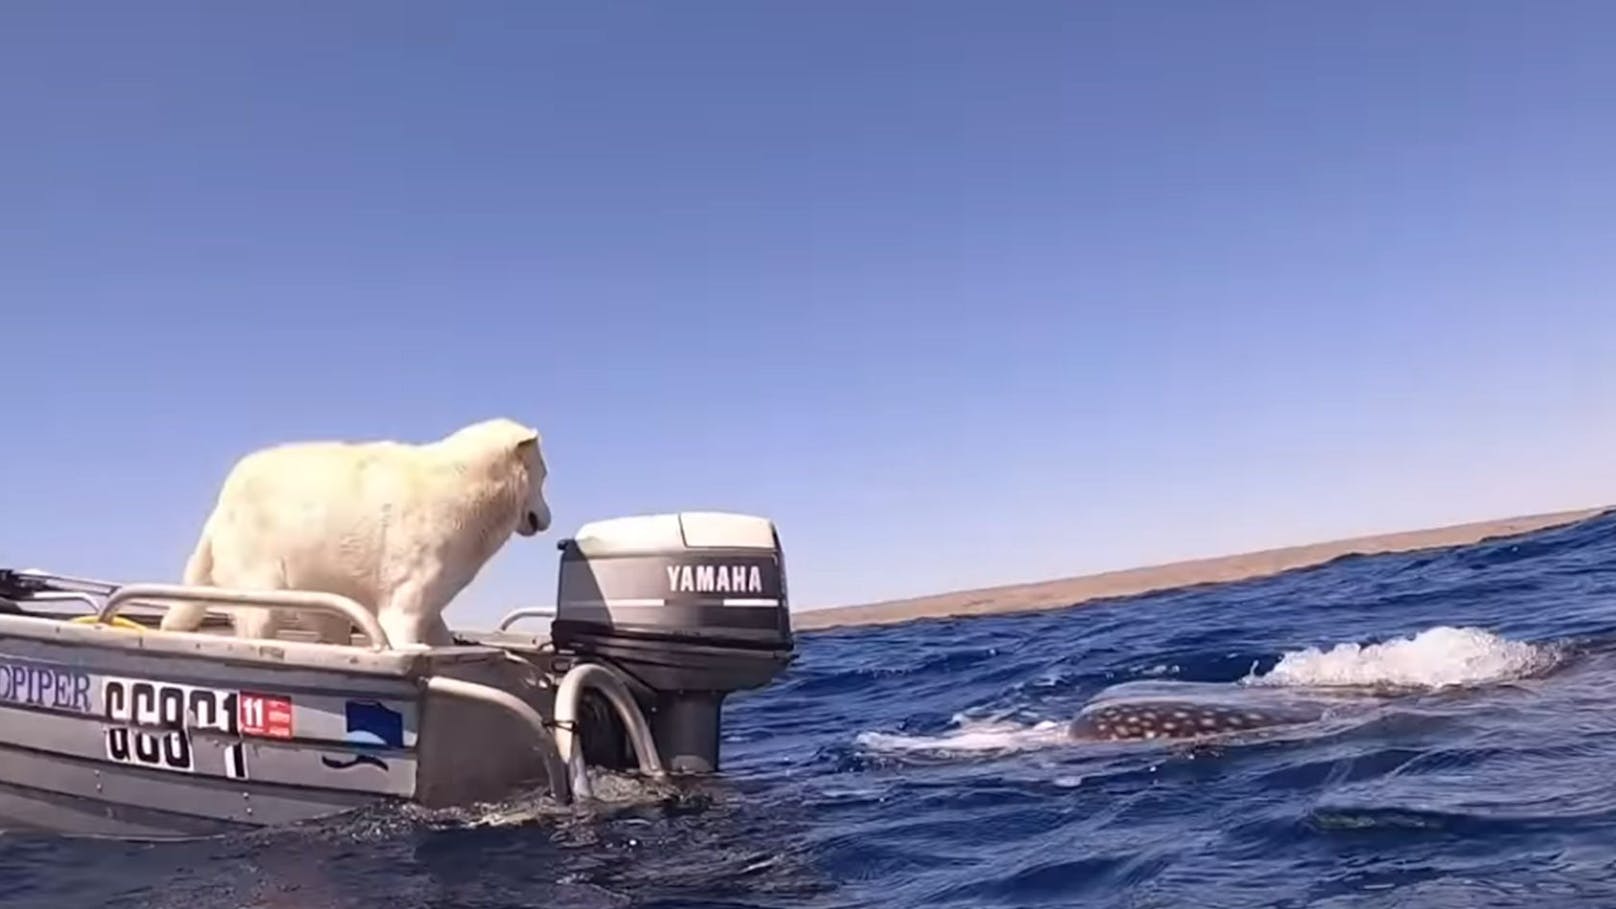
[68,614,145,631]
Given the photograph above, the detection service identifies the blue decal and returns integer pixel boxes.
[321,699,403,771]
[0,658,92,714]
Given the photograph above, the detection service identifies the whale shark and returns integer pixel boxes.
[1064,680,1364,742]
[1068,699,1328,741]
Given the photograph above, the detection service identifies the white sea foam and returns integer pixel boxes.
[1242,625,1556,691]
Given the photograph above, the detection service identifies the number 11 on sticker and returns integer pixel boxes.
[238,693,294,738]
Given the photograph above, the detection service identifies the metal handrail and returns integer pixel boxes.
[552,662,666,795]
[101,584,393,651]
[14,569,121,595]
[496,606,556,631]
[23,591,105,613]
[424,676,572,805]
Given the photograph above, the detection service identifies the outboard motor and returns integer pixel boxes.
[550,511,795,773]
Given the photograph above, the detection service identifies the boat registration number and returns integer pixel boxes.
[101,678,293,779]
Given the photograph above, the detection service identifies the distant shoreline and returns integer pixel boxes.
[791,506,1611,632]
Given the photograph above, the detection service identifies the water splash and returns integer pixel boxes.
[1241,625,1560,691]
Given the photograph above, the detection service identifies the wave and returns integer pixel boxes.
[1240,625,1562,691]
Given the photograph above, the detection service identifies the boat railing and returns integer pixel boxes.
[551,661,666,799]
[101,583,395,652]
[495,606,556,631]
[20,590,106,613]
[10,569,121,596]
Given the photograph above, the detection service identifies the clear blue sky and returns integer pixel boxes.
[4,2,1615,624]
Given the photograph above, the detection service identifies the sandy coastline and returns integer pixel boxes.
[792,506,1611,632]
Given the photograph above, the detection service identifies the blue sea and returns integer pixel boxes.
[8,510,1616,908]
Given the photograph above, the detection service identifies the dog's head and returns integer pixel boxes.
[511,429,551,537]
[448,418,552,537]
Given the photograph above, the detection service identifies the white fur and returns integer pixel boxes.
[158,418,551,647]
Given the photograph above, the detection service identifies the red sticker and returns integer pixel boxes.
[239,692,294,738]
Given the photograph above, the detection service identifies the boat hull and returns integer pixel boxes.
[0,613,560,837]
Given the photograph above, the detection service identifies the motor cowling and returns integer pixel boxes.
[550,511,795,772]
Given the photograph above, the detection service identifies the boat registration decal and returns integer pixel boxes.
[239,692,294,739]
[100,677,286,780]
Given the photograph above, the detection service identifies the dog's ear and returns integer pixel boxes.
[512,427,540,459]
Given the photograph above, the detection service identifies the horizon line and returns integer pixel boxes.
[791,504,1613,631]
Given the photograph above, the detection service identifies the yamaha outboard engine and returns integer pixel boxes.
[550,511,795,773]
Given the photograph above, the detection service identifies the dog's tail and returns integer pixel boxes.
[157,523,215,632]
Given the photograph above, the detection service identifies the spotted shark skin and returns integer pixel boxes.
[1066,699,1326,742]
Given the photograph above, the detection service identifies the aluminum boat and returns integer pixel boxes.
[0,511,795,838]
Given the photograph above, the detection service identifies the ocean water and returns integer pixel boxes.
[8,510,1616,908]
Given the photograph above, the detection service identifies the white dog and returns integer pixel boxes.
[158,418,551,648]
